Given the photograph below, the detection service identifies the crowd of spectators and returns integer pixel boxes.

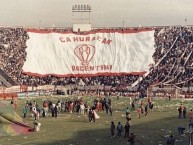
[138,26,193,96]
[0,27,28,83]
[1,26,193,96]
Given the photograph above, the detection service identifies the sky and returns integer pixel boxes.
[0,0,193,28]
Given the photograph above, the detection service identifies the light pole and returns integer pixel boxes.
[39,20,42,28]
[185,18,187,26]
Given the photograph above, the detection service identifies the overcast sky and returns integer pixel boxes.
[0,0,193,28]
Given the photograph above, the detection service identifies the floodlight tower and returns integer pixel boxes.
[72,4,92,32]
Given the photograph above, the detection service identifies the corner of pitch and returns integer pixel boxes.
[71,65,112,71]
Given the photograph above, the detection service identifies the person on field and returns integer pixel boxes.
[88,109,93,122]
[140,100,144,108]
[110,121,115,138]
[149,102,153,113]
[91,109,95,122]
[178,104,183,119]
[128,132,136,145]
[147,97,152,104]
[160,134,176,145]
[96,100,100,111]
[32,106,38,120]
[79,102,85,115]
[33,120,41,132]
[84,102,88,113]
[124,122,130,138]
[43,101,48,117]
[168,94,171,101]
[144,104,148,117]
[166,135,176,145]
[105,100,110,114]
[126,112,131,124]
[13,98,17,109]
[10,99,14,107]
[23,105,28,118]
[29,101,32,112]
[109,105,113,116]
[117,122,123,137]
[177,126,185,135]
[93,107,100,120]
[137,107,142,118]
[183,106,186,119]
[126,107,130,117]
[54,105,58,118]
[189,109,193,122]
[88,108,96,122]
[131,101,135,111]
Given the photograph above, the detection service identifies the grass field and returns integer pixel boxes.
[0,95,192,145]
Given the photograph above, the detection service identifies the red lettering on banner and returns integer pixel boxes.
[76,66,79,71]
[104,65,109,70]
[95,66,100,71]
[97,36,101,41]
[79,37,84,41]
[102,38,112,44]
[110,65,112,69]
[102,38,107,44]
[59,36,112,45]
[92,37,96,41]
[106,39,112,44]
[71,65,112,72]
[101,65,103,70]
[80,66,84,71]
[59,36,112,44]
[66,37,71,42]
[59,37,65,42]
[73,37,79,42]
[72,66,76,71]
[85,66,89,71]
[86,37,90,41]
[90,66,94,70]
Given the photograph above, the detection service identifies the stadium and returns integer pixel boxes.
[0,1,193,145]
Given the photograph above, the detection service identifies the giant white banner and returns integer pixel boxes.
[23,29,155,76]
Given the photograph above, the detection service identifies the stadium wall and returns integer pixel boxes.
[73,24,91,32]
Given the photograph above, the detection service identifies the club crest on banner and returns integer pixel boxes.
[74,44,95,66]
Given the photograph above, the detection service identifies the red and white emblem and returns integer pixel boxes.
[74,44,95,65]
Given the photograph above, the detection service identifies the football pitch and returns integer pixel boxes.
[0,96,192,145]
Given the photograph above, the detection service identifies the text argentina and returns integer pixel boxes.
[59,36,112,45]
[72,65,112,71]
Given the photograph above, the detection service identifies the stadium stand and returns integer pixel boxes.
[0,26,193,97]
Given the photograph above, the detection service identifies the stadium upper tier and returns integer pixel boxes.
[0,26,193,96]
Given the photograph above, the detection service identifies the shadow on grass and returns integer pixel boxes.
[36,128,128,145]
[34,116,190,145]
